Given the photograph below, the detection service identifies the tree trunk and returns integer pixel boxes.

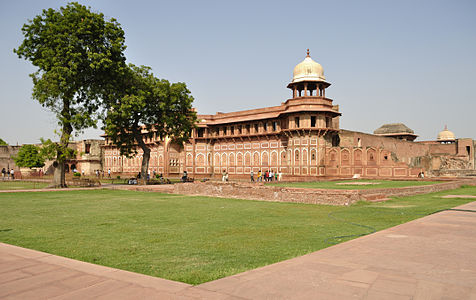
[140,146,151,185]
[53,98,73,188]
[52,160,67,188]
[134,129,151,185]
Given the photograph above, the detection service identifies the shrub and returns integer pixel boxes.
[73,172,81,177]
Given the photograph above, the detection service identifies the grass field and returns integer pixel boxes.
[1,186,475,284]
[0,180,50,190]
[268,179,440,190]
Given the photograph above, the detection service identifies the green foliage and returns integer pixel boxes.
[104,64,197,158]
[116,175,121,179]
[14,2,127,135]
[13,144,45,168]
[14,2,127,186]
[1,187,475,284]
[73,172,81,177]
[40,137,75,163]
[0,138,7,145]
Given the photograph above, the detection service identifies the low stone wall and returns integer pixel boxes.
[174,182,362,206]
[173,179,476,206]
[359,179,476,199]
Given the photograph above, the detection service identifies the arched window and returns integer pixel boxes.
[237,153,243,166]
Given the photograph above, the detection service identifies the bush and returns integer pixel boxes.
[116,175,121,179]
[73,172,81,177]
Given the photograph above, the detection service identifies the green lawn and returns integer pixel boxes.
[268,179,440,190]
[0,181,49,190]
[0,187,475,284]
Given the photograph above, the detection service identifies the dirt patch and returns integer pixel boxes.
[335,182,381,186]
[441,195,476,199]
[372,204,416,208]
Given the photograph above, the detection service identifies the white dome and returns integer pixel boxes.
[292,49,326,83]
[437,125,456,141]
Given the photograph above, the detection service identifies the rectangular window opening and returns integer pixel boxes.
[310,116,316,127]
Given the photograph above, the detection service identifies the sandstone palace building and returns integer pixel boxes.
[101,51,475,179]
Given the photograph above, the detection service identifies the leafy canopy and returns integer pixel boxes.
[14,144,45,168]
[14,2,127,135]
[104,64,197,157]
[0,138,7,146]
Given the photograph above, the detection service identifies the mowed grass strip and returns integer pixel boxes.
[268,179,439,190]
[0,181,49,190]
[1,187,475,284]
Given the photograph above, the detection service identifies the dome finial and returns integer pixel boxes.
[444,124,448,130]
[306,48,310,57]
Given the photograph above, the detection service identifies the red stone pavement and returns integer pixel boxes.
[1,201,476,299]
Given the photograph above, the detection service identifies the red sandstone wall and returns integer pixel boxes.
[172,179,476,206]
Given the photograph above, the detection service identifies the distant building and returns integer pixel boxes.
[102,50,475,178]
[4,51,474,179]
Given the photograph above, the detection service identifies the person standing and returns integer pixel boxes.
[108,168,111,178]
[250,170,254,182]
[10,168,14,180]
[257,170,262,182]
[278,171,282,181]
[1,168,5,180]
[7,168,10,180]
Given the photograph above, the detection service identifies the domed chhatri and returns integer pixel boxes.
[437,125,456,143]
[292,49,326,83]
[374,123,418,141]
[287,49,331,99]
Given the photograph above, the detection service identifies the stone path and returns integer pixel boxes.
[1,202,476,299]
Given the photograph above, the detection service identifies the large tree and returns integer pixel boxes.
[104,64,196,184]
[14,2,127,187]
[0,139,7,146]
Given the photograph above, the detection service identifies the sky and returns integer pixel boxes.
[0,0,475,145]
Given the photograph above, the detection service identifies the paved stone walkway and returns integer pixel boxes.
[1,201,476,299]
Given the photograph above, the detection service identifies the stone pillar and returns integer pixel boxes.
[293,86,297,98]
[304,83,308,96]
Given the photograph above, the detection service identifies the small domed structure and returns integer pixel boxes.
[374,123,418,141]
[292,49,326,83]
[437,125,456,143]
[287,49,331,99]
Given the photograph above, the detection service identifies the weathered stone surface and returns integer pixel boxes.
[173,179,476,206]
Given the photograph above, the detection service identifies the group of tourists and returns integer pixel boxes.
[250,169,282,182]
[94,169,106,178]
[1,168,15,180]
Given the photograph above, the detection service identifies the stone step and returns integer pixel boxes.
[363,193,389,202]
